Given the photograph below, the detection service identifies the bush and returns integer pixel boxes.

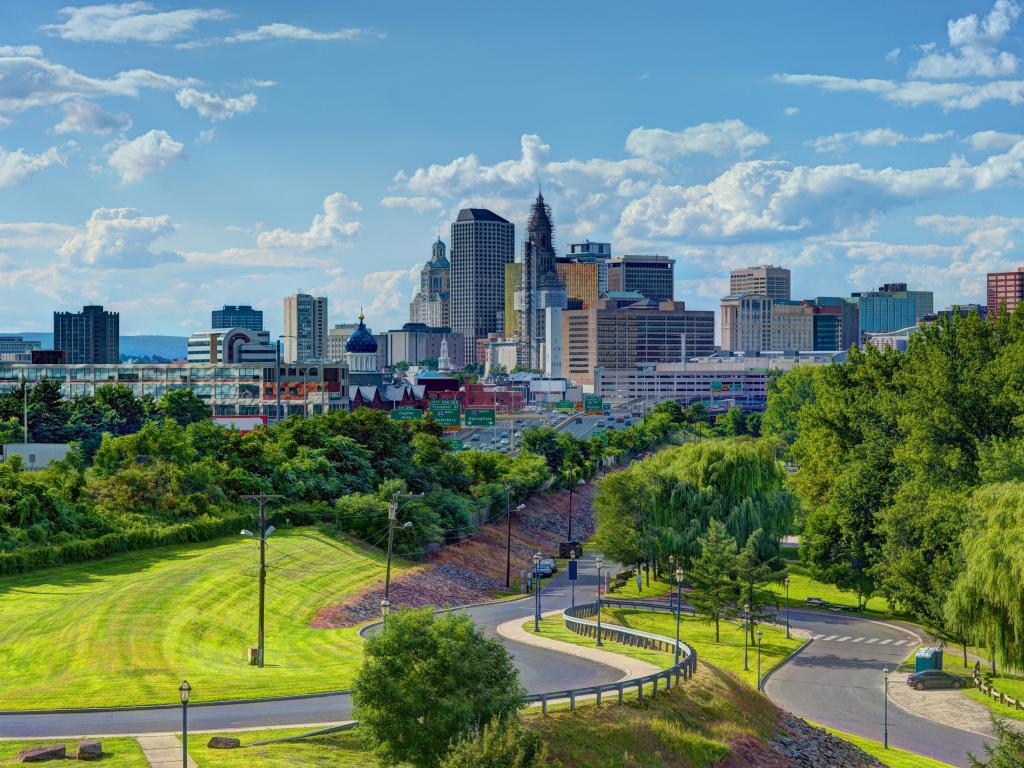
[353,607,525,768]
[440,717,547,768]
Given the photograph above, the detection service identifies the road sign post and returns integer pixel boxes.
[390,406,423,421]
[429,400,461,427]
[465,408,496,427]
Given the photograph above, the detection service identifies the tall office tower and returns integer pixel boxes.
[516,192,567,370]
[555,259,600,306]
[769,301,814,352]
[720,294,773,352]
[987,266,1024,316]
[503,263,521,337]
[282,293,328,362]
[730,265,791,301]
[54,305,119,364]
[809,297,860,350]
[606,254,675,301]
[567,240,612,293]
[409,237,451,327]
[212,305,263,331]
[851,283,934,337]
[450,208,515,365]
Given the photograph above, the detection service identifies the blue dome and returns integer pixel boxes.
[345,311,378,353]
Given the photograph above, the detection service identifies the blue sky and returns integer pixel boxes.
[2,1,1024,335]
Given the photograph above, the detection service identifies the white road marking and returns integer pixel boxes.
[851,637,865,643]
[879,639,892,645]
[823,635,837,641]
[866,638,879,644]
[837,636,851,642]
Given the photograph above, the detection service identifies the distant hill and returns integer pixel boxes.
[12,334,188,361]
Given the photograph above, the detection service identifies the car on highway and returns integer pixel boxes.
[469,434,480,441]
[906,670,969,690]
[536,558,558,577]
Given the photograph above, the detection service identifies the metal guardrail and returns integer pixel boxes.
[599,597,697,616]
[522,601,698,715]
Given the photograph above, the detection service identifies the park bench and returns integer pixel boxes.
[805,596,829,608]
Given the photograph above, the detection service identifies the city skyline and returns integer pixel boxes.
[3,1,1024,334]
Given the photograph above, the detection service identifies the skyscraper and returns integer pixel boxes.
[607,255,675,301]
[852,283,933,336]
[282,293,328,363]
[450,209,515,365]
[567,240,612,293]
[409,237,451,327]
[516,192,567,370]
[212,305,263,332]
[987,266,1024,316]
[730,265,791,301]
[54,305,119,364]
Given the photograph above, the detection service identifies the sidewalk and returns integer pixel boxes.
[887,672,1021,739]
[137,735,196,768]
[495,609,662,682]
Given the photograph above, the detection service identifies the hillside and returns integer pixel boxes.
[12,333,188,360]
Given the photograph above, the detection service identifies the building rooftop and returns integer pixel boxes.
[455,208,510,224]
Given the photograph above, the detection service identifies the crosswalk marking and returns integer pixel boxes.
[866,638,878,644]
[837,636,851,642]
[879,639,892,645]
[851,637,865,643]
[893,640,906,646]
[813,634,912,646]
[823,634,837,641]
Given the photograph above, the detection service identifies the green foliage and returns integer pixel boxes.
[353,607,525,768]
[761,366,819,447]
[688,519,738,641]
[440,717,547,768]
[152,388,211,426]
[0,416,21,443]
[968,716,1024,767]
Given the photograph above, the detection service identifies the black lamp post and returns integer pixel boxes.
[674,567,684,664]
[570,549,577,607]
[533,552,542,632]
[756,629,763,690]
[883,667,890,749]
[743,602,750,672]
[595,555,604,647]
[784,574,791,640]
[178,680,191,768]
[668,555,675,608]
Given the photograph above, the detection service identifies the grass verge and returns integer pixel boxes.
[0,527,406,709]
[809,723,955,768]
[768,558,892,615]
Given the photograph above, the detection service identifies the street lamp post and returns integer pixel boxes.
[533,552,542,632]
[784,575,791,640]
[756,629,763,690]
[668,555,675,609]
[504,486,525,590]
[595,555,604,647]
[674,567,684,664]
[178,680,191,768]
[883,667,890,749]
[380,598,390,629]
[384,494,420,604]
[743,602,750,672]
[570,549,577,607]
[240,493,283,668]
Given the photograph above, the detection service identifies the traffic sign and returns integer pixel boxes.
[710,381,742,393]
[555,400,574,411]
[430,400,461,427]
[443,438,464,451]
[568,560,578,581]
[390,406,422,421]
[583,394,603,413]
[465,407,496,426]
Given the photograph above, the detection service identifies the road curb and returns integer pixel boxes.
[759,636,813,692]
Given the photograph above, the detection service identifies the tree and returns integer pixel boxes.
[761,366,819,448]
[153,389,210,426]
[968,717,1024,767]
[734,528,785,643]
[353,608,525,768]
[716,406,748,436]
[688,519,738,641]
[393,360,411,373]
[439,718,547,768]
[419,356,440,370]
[0,416,21,443]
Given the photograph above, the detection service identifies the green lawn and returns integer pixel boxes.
[607,572,672,600]
[768,559,892,615]
[0,738,147,766]
[809,723,955,768]
[964,671,1024,721]
[193,728,383,768]
[0,527,405,709]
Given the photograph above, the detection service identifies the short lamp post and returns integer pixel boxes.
[178,680,191,768]
[883,667,890,749]
[668,555,676,608]
[595,555,604,647]
[533,552,542,633]
[756,629,763,691]
[674,567,684,664]
[570,549,577,607]
[743,602,750,672]
[784,575,791,639]
[380,598,391,629]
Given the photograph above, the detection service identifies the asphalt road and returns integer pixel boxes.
[0,554,614,738]
[765,608,992,768]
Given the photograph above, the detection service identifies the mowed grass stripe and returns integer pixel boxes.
[0,527,403,710]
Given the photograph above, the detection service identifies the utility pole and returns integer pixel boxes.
[241,493,283,668]
[385,493,421,602]
[22,373,28,443]
[275,340,282,424]
[505,487,526,589]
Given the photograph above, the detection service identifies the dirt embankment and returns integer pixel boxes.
[312,483,596,629]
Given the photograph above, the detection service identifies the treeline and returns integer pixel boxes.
[773,307,1024,667]
[0,393,683,574]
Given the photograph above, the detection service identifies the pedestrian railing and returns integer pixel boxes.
[522,601,697,715]
[973,670,1024,710]
[599,596,696,616]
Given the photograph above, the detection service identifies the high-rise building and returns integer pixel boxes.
[987,267,1024,316]
[769,301,814,352]
[516,192,567,369]
[503,263,521,338]
[386,323,465,370]
[0,336,41,356]
[730,265,791,301]
[409,238,451,327]
[606,255,674,301]
[54,305,119,364]
[567,240,613,293]
[326,322,358,361]
[555,259,600,307]
[562,296,714,386]
[852,283,933,336]
[720,294,772,352]
[809,297,860,351]
[211,305,263,332]
[282,293,328,363]
[450,208,515,364]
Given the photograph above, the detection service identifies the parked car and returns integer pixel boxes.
[906,670,969,690]
[536,558,558,577]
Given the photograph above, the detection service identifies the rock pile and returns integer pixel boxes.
[718,716,885,768]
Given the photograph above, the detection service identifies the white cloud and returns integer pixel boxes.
[242,78,276,88]
[0,222,78,250]
[361,267,419,317]
[965,129,1024,151]
[784,106,799,116]
[625,120,769,160]
[774,72,1024,110]
[43,3,229,43]
[380,196,442,213]
[256,193,361,249]
[885,48,901,63]
[0,46,42,56]
[809,127,952,152]
[175,88,257,121]
[223,23,372,43]
[0,145,65,186]
[106,129,184,184]
[911,0,1021,79]
[52,100,132,134]
[0,49,194,115]
[196,128,215,144]
[58,208,183,269]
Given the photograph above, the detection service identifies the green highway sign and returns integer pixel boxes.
[710,381,742,393]
[555,400,574,411]
[583,394,604,413]
[430,400,462,427]
[390,406,423,421]
[443,438,464,451]
[465,407,496,426]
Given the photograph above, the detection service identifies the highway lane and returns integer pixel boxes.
[0,555,615,738]
[765,609,992,767]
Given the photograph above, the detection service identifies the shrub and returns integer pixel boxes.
[439,717,547,768]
